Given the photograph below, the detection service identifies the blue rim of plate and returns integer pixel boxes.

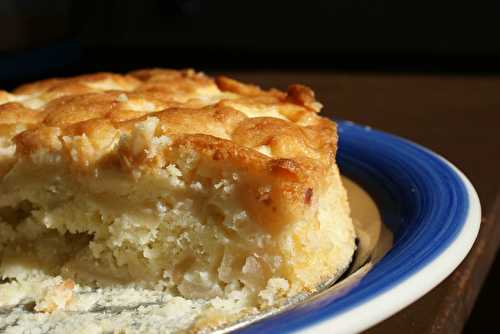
[236,120,470,333]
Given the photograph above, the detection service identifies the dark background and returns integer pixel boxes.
[1,0,500,88]
[0,0,498,331]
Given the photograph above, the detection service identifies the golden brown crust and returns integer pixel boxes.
[0,103,46,130]
[1,69,338,217]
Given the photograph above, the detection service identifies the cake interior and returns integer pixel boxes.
[0,157,353,315]
[0,162,287,303]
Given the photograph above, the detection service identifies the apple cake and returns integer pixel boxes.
[0,69,355,332]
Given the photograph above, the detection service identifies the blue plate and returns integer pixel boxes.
[236,121,481,334]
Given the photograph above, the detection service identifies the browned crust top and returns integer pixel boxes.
[0,69,337,187]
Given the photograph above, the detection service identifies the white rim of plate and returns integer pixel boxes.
[297,158,481,334]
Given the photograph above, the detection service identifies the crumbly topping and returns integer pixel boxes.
[0,69,337,174]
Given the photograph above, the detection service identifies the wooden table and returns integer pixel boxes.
[227,72,499,333]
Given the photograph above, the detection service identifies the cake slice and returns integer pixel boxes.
[0,69,355,330]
